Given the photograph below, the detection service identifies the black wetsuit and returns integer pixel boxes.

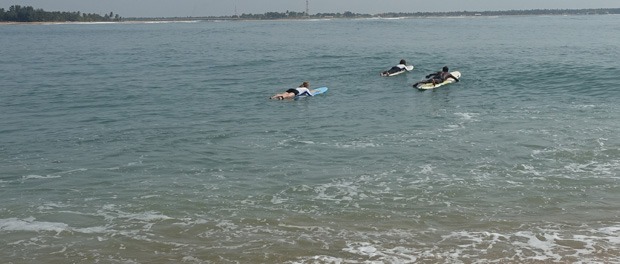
[386,64,406,75]
[285,88,299,95]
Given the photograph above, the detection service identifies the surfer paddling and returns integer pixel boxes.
[381,59,413,76]
[270,81,313,100]
[413,66,459,87]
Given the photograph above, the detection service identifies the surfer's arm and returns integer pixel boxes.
[449,74,459,82]
[425,72,439,78]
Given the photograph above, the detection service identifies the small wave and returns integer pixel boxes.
[514,163,542,176]
[0,217,112,243]
[115,211,173,222]
[454,112,480,122]
[20,168,87,181]
[57,168,87,175]
[333,141,379,149]
[22,175,61,180]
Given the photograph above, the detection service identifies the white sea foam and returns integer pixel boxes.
[516,164,541,176]
[20,168,86,181]
[0,217,68,235]
[334,141,378,149]
[72,226,109,234]
[215,220,238,231]
[454,112,479,120]
[284,224,620,263]
[270,195,287,204]
[138,194,160,199]
[419,164,434,174]
[277,223,334,233]
[341,242,419,263]
[313,180,360,203]
[0,216,113,237]
[115,211,173,222]
[22,174,61,180]
[56,168,87,175]
[181,256,204,263]
[172,218,208,227]
[564,161,596,173]
[37,202,68,210]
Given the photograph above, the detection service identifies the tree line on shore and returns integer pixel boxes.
[2,5,618,22]
[235,8,619,20]
[234,11,372,20]
[127,7,620,21]
[376,8,620,18]
[0,5,121,22]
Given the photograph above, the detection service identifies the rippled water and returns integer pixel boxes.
[1,15,620,263]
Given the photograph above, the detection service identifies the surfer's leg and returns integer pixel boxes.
[281,92,295,99]
[270,93,285,100]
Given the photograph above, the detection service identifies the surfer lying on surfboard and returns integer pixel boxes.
[413,66,459,86]
[381,59,414,76]
[270,81,312,100]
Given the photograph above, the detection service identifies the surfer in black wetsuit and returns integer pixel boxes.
[413,66,459,86]
[381,59,409,76]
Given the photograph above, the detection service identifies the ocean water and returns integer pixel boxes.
[1,15,619,263]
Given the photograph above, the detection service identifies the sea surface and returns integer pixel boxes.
[1,15,619,263]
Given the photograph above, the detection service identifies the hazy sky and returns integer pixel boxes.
[1,0,618,17]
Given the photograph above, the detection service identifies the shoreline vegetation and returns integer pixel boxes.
[171,7,620,21]
[0,5,121,22]
[1,5,619,23]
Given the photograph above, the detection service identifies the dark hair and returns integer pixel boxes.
[399,59,406,65]
[442,66,449,72]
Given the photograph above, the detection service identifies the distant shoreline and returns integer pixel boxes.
[2,7,618,24]
[0,20,205,26]
[124,7,620,21]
